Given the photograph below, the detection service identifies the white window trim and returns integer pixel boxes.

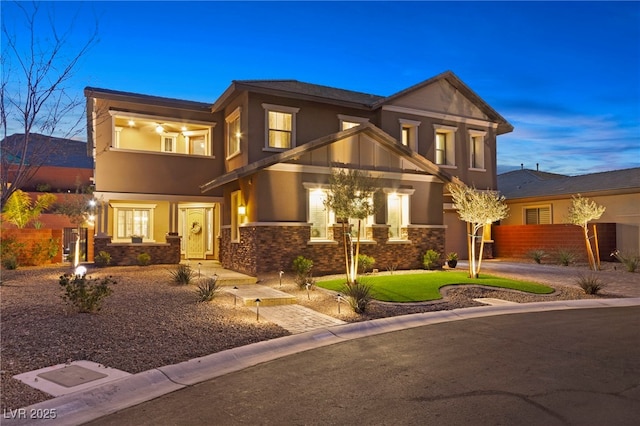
[262,103,300,151]
[114,126,123,148]
[338,114,369,131]
[433,124,458,168]
[468,129,487,171]
[160,132,179,153]
[230,190,242,242]
[109,202,157,242]
[399,118,421,150]
[183,129,212,156]
[383,188,414,240]
[225,107,242,160]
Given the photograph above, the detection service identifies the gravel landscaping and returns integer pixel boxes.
[0,261,625,411]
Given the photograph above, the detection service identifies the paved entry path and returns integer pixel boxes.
[248,304,347,334]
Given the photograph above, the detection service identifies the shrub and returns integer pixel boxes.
[137,252,151,266]
[292,255,314,289]
[94,251,112,267]
[59,273,115,313]
[342,280,374,314]
[195,275,220,302]
[357,254,375,274]
[576,273,605,295]
[170,263,195,285]
[527,249,547,264]
[423,249,440,270]
[2,254,18,270]
[555,249,576,266]
[610,250,639,273]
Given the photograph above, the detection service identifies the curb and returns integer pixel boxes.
[5,298,640,425]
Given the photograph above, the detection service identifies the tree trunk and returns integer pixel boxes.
[593,224,601,270]
[477,224,486,276]
[353,219,362,283]
[583,226,596,270]
[467,222,473,278]
[342,222,351,284]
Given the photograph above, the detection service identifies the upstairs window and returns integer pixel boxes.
[161,133,178,153]
[434,125,457,166]
[469,130,486,170]
[263,104,300,150]
[338,114,369,131]
[226,107,242,159]
[399,119,421,150]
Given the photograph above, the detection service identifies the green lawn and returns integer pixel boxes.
[316,271,554,302]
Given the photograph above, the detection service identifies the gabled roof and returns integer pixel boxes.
[84,87,212,112]
[498,168,640,200]
[1,133,93,169]
[200,123,459,193]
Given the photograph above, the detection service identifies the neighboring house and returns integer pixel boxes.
[496,167,640,257]
[2,133,93,192]
[85,70,513,274]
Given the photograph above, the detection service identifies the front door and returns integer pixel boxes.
[186,208,206,259]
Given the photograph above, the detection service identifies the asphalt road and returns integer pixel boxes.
[87,306,640,426]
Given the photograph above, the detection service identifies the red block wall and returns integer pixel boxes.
[2,228,64,265]
[493,223,616,262]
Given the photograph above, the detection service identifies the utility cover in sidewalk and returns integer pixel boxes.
[13,360,131,396]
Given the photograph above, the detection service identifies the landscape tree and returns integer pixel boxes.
[1,1,98,209]
[324,168,378,285]
[566,194,606,270]
[447,182,509,278]
[2,189,56,228]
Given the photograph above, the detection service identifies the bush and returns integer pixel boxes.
[94,251,112,267]
[555,249,576,266]
[2,254,18,270]
[342,280,374,314]
[170,263,195,285]
[357,254,375,274]
[527,249,547,264]
[423,249,440,270]
[195,276,220,302]
[137,252,151,266]
[611,250,639,273]
[59,273,115,313]
[292,255,313,289]
[576,273,605,295]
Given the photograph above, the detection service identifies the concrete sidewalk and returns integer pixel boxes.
[5,297,639,426]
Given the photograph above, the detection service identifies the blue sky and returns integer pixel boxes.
[3,1,639,175]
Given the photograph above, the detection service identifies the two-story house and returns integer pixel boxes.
[85,71,512,274]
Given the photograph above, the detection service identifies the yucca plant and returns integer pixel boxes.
[556,249,576,266]
[195,276,220,302]
[170,264,195,285]
[576,273,605,295]
[342,280,374,314]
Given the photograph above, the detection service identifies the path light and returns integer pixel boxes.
[233,286,238,306]
[198,262,202,278]
[279,270,284,287]
[305,282,311,300]
[75,265,87,278]
[336,293,342,314]
[255,298,261,322]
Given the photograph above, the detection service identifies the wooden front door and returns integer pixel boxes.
[186,208,206,259]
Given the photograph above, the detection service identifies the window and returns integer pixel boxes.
[183,130,210,156]
[338,114,369,131]
[387,193,409,240]
[161,133,178,153]
[399,119,421,150]
[110,203,156,241]
[231,190,243,241]
[469,130,486,170]
[263,104,300,150]
[226,107,242,158]
[434,125,457,166]
[308,189,331,239]
[525,206,551,224]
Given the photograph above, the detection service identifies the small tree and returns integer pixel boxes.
[324,169,378,285]
[566,194,605,270]
[448,183,509,278]
[2,189,56,228]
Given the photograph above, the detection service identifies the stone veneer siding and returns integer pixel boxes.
[94,234,181,266]
[220,224,445,276]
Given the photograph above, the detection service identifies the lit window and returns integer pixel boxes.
[309,189,330,239]
[111,203,156,241]
[525,206,551,224]
[387,192,410,240]
[161,133,178,153]
[469,130,486,170]
[226,107,242,158]
[338,114,368,131]
[434,125,457,166]
[263,104,299,150]
[399,119,421,150]
[184,130,210,156]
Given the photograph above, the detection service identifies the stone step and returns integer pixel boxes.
[223,285,297,307]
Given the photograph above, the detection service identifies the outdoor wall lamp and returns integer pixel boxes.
[238,205,246,216]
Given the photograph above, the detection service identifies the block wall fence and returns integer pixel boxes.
[2,228,64,265]
[492,223,616,262]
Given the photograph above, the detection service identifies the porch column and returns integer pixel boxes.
[97,200,109,237]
